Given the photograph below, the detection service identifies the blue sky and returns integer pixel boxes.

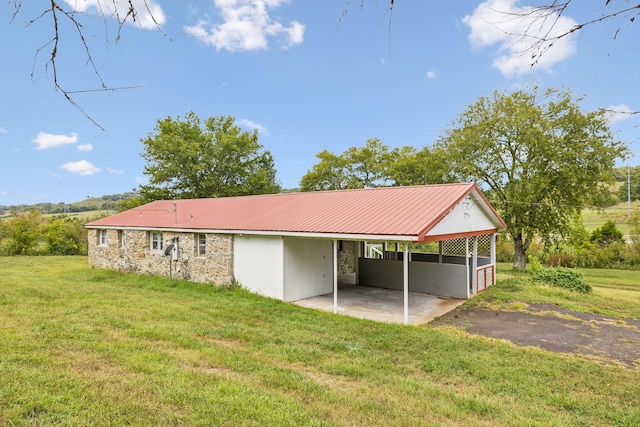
[1,0,638,206]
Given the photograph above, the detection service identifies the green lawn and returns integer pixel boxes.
[582,200,640,234]
[1,257,639,426]
[475,264,640,319]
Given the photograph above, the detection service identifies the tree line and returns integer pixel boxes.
[0,211,90,256]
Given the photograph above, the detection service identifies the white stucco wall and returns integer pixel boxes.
[234,235,284,300]
[283,238,333,302]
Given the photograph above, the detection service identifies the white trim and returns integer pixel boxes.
[196,233,207,257]
[150,231,164,251]
[86,225,418,242]
[98,229,108,246]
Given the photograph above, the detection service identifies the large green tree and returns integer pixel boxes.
[386,146,453,187]
[139,113,280,201]
[435,86,628,269]
[0,209,43,255]
[300,139,451,191]
[300,138,394,191]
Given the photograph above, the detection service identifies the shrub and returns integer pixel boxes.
[532,267,592,293]
[546,251,575,268]
[590,220,624,247]
[526,255,542,273]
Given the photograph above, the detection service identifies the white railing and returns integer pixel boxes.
[476,264,495,293]
[365,243,384,259]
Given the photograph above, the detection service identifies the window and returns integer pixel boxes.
[150,232,163,251]
[196,233,206,256]
[98,229,108,246]
[118,230,125,248]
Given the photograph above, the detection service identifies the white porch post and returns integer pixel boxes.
[472,236,479,294]
[438,241,443,263]
[333,239,338,314]
[465,237,470,299]
[490,234,497,264]
[403,242,410,325]
[490,233,497,285]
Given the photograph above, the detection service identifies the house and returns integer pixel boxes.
[86,183,506,324]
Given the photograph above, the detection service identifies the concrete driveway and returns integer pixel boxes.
[293,284,465,325]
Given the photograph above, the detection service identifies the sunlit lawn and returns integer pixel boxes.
[488,263,640,319]
[582,200,640,234]
[1,257,639,426]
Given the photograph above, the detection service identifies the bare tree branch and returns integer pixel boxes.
[10,0,165,130]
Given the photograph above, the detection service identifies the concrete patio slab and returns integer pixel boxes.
[292,284,465,325]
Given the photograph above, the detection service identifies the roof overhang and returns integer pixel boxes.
[87,225,501,243]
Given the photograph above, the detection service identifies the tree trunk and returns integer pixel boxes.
[513,234,530,271]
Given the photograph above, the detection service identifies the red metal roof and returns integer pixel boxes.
[86,183,506,240]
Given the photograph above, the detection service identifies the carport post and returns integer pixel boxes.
[333,239,338,314]
[472,236,478,294]
[403,242,410,325]
[465,237,470,299]
[490,233,497,265]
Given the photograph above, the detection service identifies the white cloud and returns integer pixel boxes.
[63,0,165,29]
[462,0,577,76]
[62,160,101,176]
[107,168,125,175]
[606,104,637,124]
[77,143,94,152]
[32,132,79,150]
[184,0,305,52]
[239,118,270,136]
[426,70,437,79]
[0,127,7,134]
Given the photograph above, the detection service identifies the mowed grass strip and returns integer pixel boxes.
[1,257,639,426]
[487,263,640,319]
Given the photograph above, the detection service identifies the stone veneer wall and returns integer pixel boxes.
[337,240,356,274]
[87,228,234,285]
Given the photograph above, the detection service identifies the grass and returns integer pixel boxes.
[1,257,640,426]
[582,200,640,234]
[475,263,640,319]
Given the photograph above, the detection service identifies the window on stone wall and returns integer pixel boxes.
[150,232,163,251]
[99,229,108,246]
[118,230,125,248]
[196,233,206,256]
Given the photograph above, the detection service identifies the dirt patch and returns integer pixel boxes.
[430,302,640,368]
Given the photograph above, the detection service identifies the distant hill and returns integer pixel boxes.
[0,192,137,216]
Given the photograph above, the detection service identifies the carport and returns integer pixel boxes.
[314,232,501,325]
[294,283,466,325]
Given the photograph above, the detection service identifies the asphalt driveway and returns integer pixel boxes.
[430,302,640,368]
